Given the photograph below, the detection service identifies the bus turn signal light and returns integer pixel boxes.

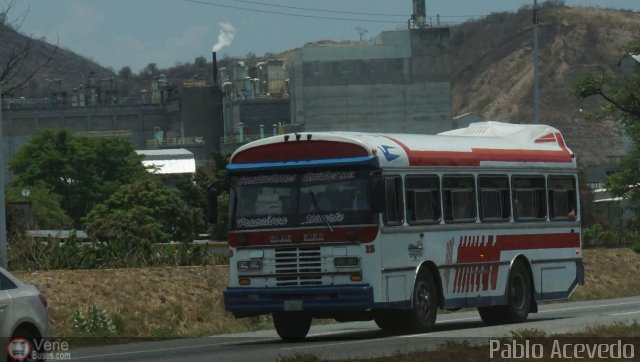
[350,275,363,282]
[239,278,251,285]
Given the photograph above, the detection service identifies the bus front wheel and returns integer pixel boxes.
[408,269,438,332]
[374,310,408,331]
[272,312,312,342]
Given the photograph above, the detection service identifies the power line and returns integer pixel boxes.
[227,0,488,19]
[185,0,486,25]
[184,0,404,24]
[227,0,408,17]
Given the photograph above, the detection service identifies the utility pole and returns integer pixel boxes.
[0,82,7,268]
[533,0,540,124]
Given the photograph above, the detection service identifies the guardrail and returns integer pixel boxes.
[221,135,263,144]
[146,137,205,148]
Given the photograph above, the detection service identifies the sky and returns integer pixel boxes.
[6,0,640,72]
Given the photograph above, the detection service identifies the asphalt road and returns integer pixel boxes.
[66,296,640,361]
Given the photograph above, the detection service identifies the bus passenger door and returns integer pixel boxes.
[379,175,413,303]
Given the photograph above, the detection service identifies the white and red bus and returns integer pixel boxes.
[213,121,583,341]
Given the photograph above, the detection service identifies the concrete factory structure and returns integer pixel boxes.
[286,10,454,133]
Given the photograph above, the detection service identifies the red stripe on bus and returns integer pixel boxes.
[495,232,580,250]
[457,232,579,263]
[454,232,580,292]
[228,225,379,247]
[535,133,557,143]
[232,141,369,163]
[385,136,573,166]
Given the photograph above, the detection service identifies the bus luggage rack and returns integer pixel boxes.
[275,247,322,286]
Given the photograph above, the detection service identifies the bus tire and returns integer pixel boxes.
[408,269,438,333]
[478,306,504,325]
[272,312,312,342]
[504,261,532,323]
[374,311,409,331]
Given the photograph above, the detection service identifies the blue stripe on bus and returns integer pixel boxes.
[227,156,379,172]
[224,285,374,317]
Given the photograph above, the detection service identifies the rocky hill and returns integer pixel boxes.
[450,4,640,165]
[0,22,114,98]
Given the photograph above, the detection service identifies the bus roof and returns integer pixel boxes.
[228,122,576,171]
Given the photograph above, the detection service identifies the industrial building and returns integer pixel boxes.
[287,27,453,134]
[1,71,223,181]
[1,0,464,180]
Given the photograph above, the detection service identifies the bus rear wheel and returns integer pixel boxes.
[407,269,438,333]
[478,261,531,325]
[272,312,312,342]
[478,306,504,324]
[504,261,532,323]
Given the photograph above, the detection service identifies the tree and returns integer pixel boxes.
[0,0,58,96]
[9,130,150,224]
[140,62,158,79]
[210,152,229,240]
[5,182,72,230]
[118,66,132,80]
[194,56,207,69]
[572,43,640,228]
[84,178,205,245]
[173,166,213,210]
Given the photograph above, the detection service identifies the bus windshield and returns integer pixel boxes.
[230,169,374,230]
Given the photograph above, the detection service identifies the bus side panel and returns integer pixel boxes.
[532,259,582,301]
[375,228,582,310]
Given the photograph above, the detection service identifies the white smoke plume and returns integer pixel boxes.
[212,22,236,52]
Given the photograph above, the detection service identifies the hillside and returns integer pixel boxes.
[0,22,113,98]
[450,4,640,165]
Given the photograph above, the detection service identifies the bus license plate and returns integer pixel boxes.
[283,300,303,311]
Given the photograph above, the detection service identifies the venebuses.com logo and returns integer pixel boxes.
[6,338,71,361]
[7,338,31,361]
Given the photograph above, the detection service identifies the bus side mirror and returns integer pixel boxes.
[370,176,385,214]
[206,180,227,223]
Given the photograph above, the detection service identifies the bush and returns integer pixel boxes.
[8,233,225,271]
[632,242,640,254]
[581,224,632,247]
[73,305,116,335]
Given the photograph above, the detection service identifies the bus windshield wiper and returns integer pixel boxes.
[309,191,334,233]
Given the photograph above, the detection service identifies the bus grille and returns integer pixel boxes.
[274,247,322,286]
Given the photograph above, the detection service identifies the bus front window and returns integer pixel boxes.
[230,173,298,229]
[299,170,373,226]
[230,169,376,230]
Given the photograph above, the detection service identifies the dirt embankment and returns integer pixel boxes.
[13,248,640,337]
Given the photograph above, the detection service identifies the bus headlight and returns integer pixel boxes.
[238,259,262,271]
[334,256,360,268]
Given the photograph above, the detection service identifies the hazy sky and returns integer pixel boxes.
[7,0,640,72]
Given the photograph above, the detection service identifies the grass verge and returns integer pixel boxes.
[11,248,640,339]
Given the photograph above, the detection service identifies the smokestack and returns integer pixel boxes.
[411,0,427,28]
[212,51,218,85]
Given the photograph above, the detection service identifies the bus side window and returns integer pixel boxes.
[478,175,510,222]
[512,176,547,221]
[443,175,476,223]
[383,176,404,225]
[405,175,441,225]
[548,176,577,220]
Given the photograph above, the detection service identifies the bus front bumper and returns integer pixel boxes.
[223,284,374,317]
